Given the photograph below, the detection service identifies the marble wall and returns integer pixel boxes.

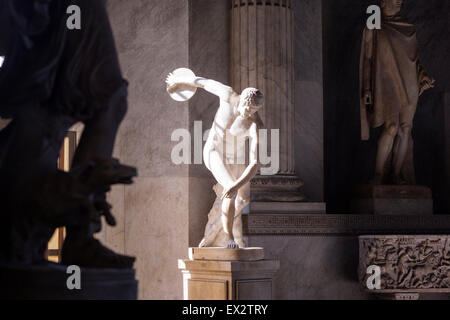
[106,0,190,299]
[188,0,230,247]
[248,235,371,299]
[104,0,230,299]
[294,0,324,202]
[402,0,450,215]
[250,234,450,300]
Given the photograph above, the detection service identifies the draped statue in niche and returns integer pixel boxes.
[360,0,435,185]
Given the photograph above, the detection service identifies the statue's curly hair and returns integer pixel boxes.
[240,87,263,108]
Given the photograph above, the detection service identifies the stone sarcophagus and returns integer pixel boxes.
[359,235,450,299]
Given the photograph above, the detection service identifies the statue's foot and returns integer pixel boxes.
[236,239,246,248]
[370,174,383,185]
[61,237,135,269]
[392,175,407,185]
[226,239,239,249]
[198,238,208,248]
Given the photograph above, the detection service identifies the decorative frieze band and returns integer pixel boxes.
[243,214,450,235]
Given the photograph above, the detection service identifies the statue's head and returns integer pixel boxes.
[238,88,263,118]
[381,0,404,17]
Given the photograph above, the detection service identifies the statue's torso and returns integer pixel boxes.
[365,16,421,128]
[206,93,255,160]
[377,18,420,106]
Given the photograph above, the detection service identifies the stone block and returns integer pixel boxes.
[179,248,279,300]
[352,185,433,215]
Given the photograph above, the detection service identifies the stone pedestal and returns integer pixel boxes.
[0,262,138,300]
[351,185,433,215]
[358,235,450,300]
[178,247,279,300]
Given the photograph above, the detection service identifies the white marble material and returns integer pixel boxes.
[166,68,263,249]
[294,0,324,201]
[106,0,191,300]
[248,235,373,300]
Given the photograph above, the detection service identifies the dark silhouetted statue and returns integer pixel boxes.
[0,0,137,269]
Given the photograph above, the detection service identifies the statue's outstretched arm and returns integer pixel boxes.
[166,72,235,101]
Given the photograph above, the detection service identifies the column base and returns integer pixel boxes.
[250,175,305,202]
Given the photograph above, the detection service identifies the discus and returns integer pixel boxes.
[167,68,197,102]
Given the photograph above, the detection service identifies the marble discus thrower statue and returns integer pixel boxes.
[166,68,264,249]
[360,0,435,185]
[0,0,136,268]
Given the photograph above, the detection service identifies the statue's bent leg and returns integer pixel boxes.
[393,122,412,183]
[221,197,239,248]
[233,182,250,248]
[206,150,241,248]
[206,149,235,189]
[375,119,399,183]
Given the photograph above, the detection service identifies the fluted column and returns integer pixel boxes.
[231,0,303,202]
[231,0,294,174]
